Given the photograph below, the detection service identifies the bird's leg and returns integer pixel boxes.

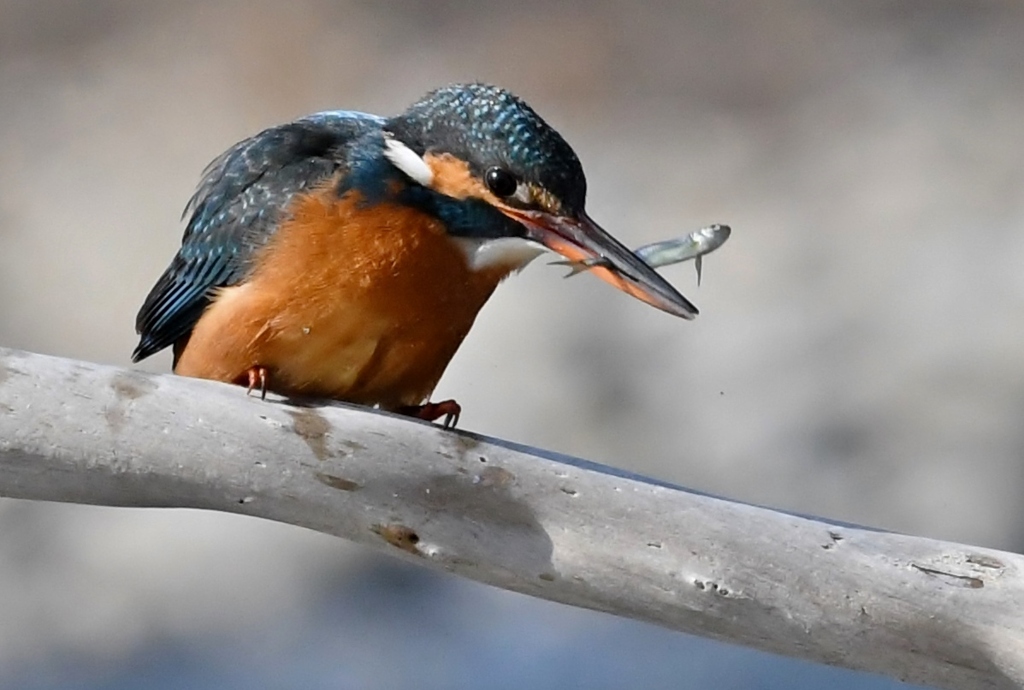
[244,365,269,401]
[397,399,462,428]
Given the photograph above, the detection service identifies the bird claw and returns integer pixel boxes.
[398,399,462,428]
[244,366,269,400]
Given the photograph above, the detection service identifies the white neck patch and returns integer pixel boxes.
[382,133,434,186]
[454,237,546,273]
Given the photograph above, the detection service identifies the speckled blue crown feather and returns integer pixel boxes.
[387,83,587,213]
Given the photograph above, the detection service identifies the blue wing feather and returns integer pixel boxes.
[133,111,384,362]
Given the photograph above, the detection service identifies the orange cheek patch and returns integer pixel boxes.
[423,152,496,203]
[421,153,563,216]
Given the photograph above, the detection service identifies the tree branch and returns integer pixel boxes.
[0,346,1021,689]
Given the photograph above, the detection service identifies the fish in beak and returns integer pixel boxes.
[552,223,732,286]
[500,207,699,319]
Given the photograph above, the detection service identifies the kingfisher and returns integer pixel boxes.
[133,83,698,425]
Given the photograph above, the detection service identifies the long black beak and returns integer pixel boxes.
[501,207,698,319]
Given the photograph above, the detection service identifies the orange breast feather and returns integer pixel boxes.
[173,186,515,409]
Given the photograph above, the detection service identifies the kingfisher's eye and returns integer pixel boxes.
[484,167,518,198]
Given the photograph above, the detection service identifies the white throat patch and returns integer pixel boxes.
[382,133,434,186]
[454,237,546,273]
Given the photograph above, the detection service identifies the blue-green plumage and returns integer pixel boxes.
[133,111,384,362]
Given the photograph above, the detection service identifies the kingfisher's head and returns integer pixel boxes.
[383,83,697,320]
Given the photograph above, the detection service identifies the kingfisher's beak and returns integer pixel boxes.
[501,207,698,319]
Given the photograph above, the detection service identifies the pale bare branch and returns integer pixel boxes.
[0,346,1021,690]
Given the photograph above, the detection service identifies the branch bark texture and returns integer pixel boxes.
[0,347,1021,689]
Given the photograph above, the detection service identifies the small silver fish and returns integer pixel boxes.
[552,223,731,285]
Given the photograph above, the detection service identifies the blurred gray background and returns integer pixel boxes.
[2,1,1022,688]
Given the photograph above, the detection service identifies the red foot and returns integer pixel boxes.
[244,366,269,400]
[398,399,461,428]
